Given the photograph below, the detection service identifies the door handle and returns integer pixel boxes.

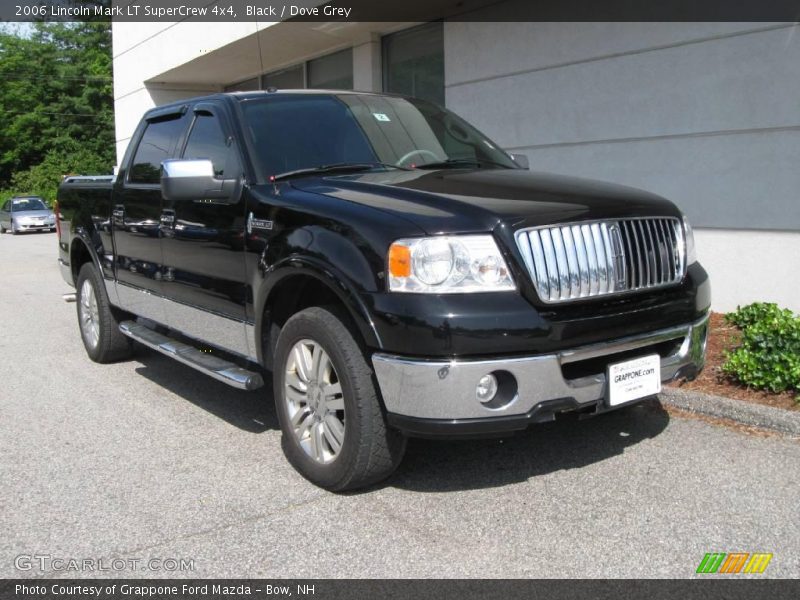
[160,209,175,226]
[112,205,124,226]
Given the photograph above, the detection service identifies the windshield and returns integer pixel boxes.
[12,198,47,211]
[240,93,519,179]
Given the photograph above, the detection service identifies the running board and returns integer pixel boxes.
[119,321,264,391]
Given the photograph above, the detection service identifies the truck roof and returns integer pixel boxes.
[143,89,410,118]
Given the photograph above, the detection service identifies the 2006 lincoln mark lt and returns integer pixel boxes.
[57,90,710,490]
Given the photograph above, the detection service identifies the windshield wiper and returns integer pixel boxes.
[414,158,515,170]
[271,162,411,182]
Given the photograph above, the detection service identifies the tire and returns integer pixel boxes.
[10,220,17,235]
[76,263,133,363]
[0,222,5,234]
[273,306,407,491]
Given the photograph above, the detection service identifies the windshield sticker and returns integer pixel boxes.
[372,112,391,122]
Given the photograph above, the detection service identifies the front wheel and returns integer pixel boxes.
[76,263,133,363]
[273,306,406,491]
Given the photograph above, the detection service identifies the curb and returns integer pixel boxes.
[659,387,800,437]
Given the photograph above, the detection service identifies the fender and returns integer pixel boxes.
[69,226,119,305]
[254,255,383,366]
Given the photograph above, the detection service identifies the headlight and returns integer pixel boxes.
[388,235,515,293]
[682,215,697,265]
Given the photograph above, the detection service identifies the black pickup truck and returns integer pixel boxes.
[57,90,710,490]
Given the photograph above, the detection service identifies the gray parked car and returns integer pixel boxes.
[0,196,56,234]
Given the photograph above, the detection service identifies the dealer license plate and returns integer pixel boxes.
[607,354,661,406]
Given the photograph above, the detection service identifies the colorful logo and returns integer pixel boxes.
[696,552,772,574]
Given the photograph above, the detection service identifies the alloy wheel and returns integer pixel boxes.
[79,279,100,349]
[283,339,346,464]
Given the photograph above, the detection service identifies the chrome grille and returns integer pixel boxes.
[515,217,685,303]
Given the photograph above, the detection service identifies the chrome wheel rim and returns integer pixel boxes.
[284,339,345,464]
[79,279,100,349]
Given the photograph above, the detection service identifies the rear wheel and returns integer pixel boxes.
[76,263,133,363]
[0,222,5,234]
[273,306,406,491]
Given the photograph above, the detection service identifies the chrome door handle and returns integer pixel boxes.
[160,210,175,226]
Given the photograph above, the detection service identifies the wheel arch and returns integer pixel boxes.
[69,233,102,284]
[255,260,382,369]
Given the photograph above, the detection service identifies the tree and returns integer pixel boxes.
[0,22,114,203]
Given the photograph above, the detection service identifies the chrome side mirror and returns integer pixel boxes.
[161,159,237,203]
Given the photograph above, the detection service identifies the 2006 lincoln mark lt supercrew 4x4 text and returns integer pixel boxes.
[57,90,710,490]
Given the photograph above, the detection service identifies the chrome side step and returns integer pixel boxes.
[119,321,264,391]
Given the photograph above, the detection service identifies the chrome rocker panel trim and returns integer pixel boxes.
[372,314,708,422]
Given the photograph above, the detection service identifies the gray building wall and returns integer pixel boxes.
[444,18,800,231]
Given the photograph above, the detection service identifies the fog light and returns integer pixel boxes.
[476,374,498,403]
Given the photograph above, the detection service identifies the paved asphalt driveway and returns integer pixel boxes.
[1,232,798,579]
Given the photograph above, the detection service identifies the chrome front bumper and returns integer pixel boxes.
[372,314,708,424]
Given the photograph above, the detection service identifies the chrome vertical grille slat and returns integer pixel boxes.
[515,217,685,303]
[561,227,581,298]
[599,223,616,294]
[655,219,669,283]
[571,225,590,297]
[551,227,570,300]
[590,224,609,294]
[635,220,650,287]
[581,225,599,296]
[661,219,676,280]
[539,228,560,302]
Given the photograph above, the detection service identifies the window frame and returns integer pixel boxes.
[125,106,189,187]
[178,102,244,182]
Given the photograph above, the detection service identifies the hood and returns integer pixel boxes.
[14,209,53,219]
[291,168,681,234]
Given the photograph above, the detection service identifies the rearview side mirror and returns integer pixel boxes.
[509,153,530,170]
[161,159,237,203]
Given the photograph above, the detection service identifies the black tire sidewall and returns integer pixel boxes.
[75,262,133,363]
[273,308,368,489]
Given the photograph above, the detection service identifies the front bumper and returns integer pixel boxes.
[373,313,708,437]
[16,222,54,231]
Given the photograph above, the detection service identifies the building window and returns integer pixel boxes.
[224,77,259,92]
[307,48,353,90]
[262,64,305,90]
[382,22,444,106]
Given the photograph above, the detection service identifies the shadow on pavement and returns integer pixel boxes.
[131,346,670,493]
[133,347,278,433]
[389,399,670,492]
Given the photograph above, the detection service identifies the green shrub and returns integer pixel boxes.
[721,303,800,398]
[724,302,793,329]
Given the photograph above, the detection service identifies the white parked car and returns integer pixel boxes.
[0,196,56,234]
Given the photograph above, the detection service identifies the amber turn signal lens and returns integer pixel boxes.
[388,243,412,278]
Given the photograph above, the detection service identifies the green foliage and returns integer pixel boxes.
[724,302,792,329]
[0,22,114,202]
[722,303,800,398]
